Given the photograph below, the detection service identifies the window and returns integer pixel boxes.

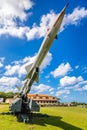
[40,96,42,99]
[34,96,36,99]
[46,97,49,99]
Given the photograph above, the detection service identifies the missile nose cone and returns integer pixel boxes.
[53,3,68,27]
[66,3,69,8]
[62,3,68,12]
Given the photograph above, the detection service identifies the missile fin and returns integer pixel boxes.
[24,69,33,80]
[55,35,58,39]
[35,73,39,83]
[16,85,21,91]
[25,63,33,73]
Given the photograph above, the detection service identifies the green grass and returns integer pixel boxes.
[0,104,87,130]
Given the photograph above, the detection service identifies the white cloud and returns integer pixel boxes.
[0,76,21,92]
[79,80,87,85]
[4,52,52,77]
[83,85,87,90]
[0,57,5,68]
[50,91,55,95]
[4,55,36,77]
[0,3,87,40]
[0,0,33,22]
[75,65,79,69]
[51,62,72,78]
[60,76,83,87]
[0,63,3,68]
[0,0,33,38]
[0,26,30,39]
[57,76,87,96]
[82,66,87,73]
[63,7,87,26]
[31,84,52,93]
[49,88,54,95]
[13,55,36,65]
[4,64,21,77]
[0,85,18,92]
[62,79,87,92]
[56,89,70,97]
[63,95,68,99]
[40,52,52,70]
[26,6,87,40]
[0,57,5,62]
[75,81,87,91]
[26,10,57,40]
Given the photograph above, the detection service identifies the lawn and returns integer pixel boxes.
[0,104,87,130]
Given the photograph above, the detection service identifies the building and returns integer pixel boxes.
[0,98,4,103]
[5,94,58,106]
[27,94,58,106]
[5,98,14,104]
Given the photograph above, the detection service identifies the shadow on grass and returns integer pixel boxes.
[30,113,83,130]
[0,112,83,130]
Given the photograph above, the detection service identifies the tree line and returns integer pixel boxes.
[71,101,87,105]
[0,92,18,101]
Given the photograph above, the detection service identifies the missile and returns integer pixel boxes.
[21,3,68,95]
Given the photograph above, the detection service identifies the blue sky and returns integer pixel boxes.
[0,0,87,103]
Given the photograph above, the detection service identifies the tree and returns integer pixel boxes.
[0,92,18,102]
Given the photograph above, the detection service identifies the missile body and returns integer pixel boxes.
[34,4,68,68]
[20,4,68,96]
